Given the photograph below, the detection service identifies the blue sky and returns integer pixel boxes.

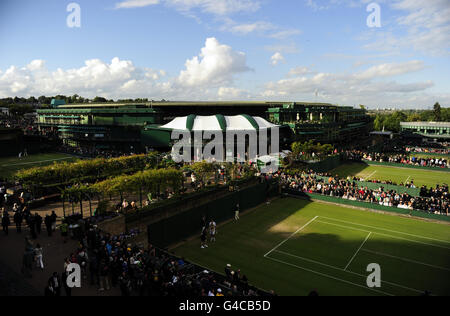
[0,0,449,108]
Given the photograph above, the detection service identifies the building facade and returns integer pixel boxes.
[37,101,372,151]
[267,103,372,143]
[400,122,450,140]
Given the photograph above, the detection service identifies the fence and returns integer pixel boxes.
[146,180,279,249]
[307,154,342,173]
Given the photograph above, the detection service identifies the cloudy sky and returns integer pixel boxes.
[0,0,449,108]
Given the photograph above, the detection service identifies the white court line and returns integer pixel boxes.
[273,249,423,294]
[2,157,73,167]
[361,249,450,272]
[405,175,411,183]
[316,219,450,250]
[264,216,318,257]
[365,170,377,180]
[319,215,450,246]
[265,255,394,296]
[344,232,372,271]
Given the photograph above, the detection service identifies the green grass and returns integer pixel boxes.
[172,198,450,296]
[329,162,450,188]
[0,152,78,180]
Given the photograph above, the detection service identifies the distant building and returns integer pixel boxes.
[51,99,66,107]
[400,122,450,140]
[0,107,9,116]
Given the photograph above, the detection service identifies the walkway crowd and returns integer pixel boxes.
[277,171,449,215]
[45,219,270,297]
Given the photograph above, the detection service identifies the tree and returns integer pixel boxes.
[93,96,107,103]
[433,102,442,121]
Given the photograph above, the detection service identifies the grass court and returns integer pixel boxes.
[0,152,77,180]
[173,198,450,296]
[329,162,450,188]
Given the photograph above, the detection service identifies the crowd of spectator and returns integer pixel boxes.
[58,145,140,159]
[277,171,449,215]
[45,220,270,296]
[0,115,38,135]
[345,150,449,169]
[405,146,449,155]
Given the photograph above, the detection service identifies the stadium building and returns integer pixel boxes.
[400,122,450,140]
[37,101,372,152]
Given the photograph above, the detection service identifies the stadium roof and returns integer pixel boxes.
[400,122,450,128]
[161,115,278,132]
[56,101,337,109]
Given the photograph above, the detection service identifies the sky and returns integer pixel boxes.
[0,0,449,109]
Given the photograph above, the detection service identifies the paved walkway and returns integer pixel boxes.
[0,225,120,296]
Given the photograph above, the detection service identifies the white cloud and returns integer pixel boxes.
[178,37,250,86]
[268,29,302,40]
[270,52,285,66]
[355,60,425,80]
[288,66,315,76]
[167,0,260,16]
[262,61,441,108]
[115,0,261,15]
[218,87,248,99]
[0,38,251,101]
[115,0,160,9]
[228,21,274,35]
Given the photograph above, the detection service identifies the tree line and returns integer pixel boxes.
[373,103,449,133]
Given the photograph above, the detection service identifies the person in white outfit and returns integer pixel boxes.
[35,244,44,270]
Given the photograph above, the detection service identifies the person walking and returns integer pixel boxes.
[35,213,42,235]
[48,272,61,296]
[50,211,57,232]
[234,203,240,221]
[45,215,52,237]
[2,211,10,235]
[29,215,37,239]
[14,211,23,233]
[34,243,44,270]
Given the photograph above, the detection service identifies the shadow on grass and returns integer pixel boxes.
[168,196,450,296]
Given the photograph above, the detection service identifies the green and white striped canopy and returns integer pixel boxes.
[161,114,278,132]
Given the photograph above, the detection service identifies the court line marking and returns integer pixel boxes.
[2,157,74,167]
[272,249,423,294]
[344,232,372,271]
[265,255,394,296]
[316,219,450,250]
[361,249,450,272]
[318,215,450,246]
[365,170,377,180]
[405,175,411,183]
[264,216,318,258]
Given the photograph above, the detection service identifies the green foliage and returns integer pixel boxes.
[15,152,160,188]
[373,105,450,132]
[291,140,334,160]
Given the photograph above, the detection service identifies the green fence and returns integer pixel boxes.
[147,181,279,248]
[314,175,421,196]
[366,160,450,172]
[285,190,450,222]
[308,155,342,173]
